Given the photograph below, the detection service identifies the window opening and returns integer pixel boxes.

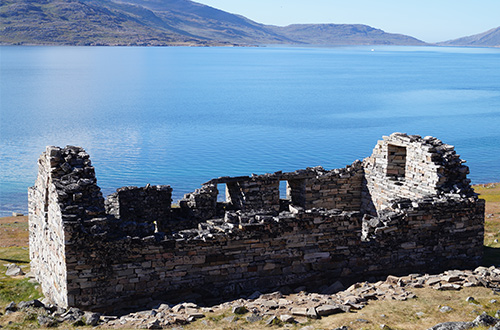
[279,180,289,200]
[217,183,227,202]
[387,144,407,180]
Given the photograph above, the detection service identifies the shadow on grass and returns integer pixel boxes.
[483,246,500,266]
[0,258,29,264]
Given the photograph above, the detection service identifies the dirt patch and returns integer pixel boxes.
[0,215,28,247]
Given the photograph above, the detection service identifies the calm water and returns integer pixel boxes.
[1,45,500,217]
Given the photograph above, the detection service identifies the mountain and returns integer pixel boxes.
[269,24,426,46]
[0,0,218,46]
[439,27,500,47]
[0,0,427,46]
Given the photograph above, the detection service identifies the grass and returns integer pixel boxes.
[474,183,500,202]
[476,183,500,250]
[0,218,43,314]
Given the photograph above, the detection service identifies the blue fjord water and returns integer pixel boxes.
[1,45,499,217]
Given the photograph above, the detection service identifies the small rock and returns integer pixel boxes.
[439,283,461,291]
[38,315,58,327]
[291,307,308,317]
[187,312,205,320]
[442,275,461,283]
[84,312,101,326]
[439,306,454,313]
[23,271,35,279]
[466,297,476,303]
[306,307,319,319]
[183,302,198,309]
[5,302,16,312]
[157,303,170,311]
[146,319,162,329]
[5,264,24,276]
[17,299,44,309]
[60,307,84,322]
[260,291,283,300]
[427,321,473,330]
[491,299,498,304]
[472,312,500,326]
[171,304,184,313]
[223,315,236,323]
[416,311,425,317]
[265,315,279,326]
[246,313,262,323]
[300,326,315,330]
[232,305,248,315]
[316,304,344,316]
[280,314,295,323]
[380,324,391,330]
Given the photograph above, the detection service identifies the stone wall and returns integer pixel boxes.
[363,133,473,215]
[105,185,172,232]
[28,133,485,311]
[28,146,106,307]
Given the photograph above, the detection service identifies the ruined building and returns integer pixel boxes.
[29,133,484,311]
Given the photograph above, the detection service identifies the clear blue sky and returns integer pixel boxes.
[194,0,500,43]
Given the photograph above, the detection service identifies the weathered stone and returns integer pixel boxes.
[17,299,44,309]
[265,315,279,325]
[472,313,500,326]
[5,301,16,313]
[5,264,24,276]
[246,313,262,323]
[84,311,101,326]
[291,307,308,317]
[232,306,248,315]
[306,307,319,319]
[439,306,454,313]
[316,304,344,316]
[439,284,461,291]
[280,314,295,323]
[427,322,474,330]
[38,315,58,327]
[28,135,484,311]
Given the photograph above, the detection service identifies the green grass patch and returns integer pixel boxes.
[0,246,41,308]
[0,277,42,307]
[0,247,30,273]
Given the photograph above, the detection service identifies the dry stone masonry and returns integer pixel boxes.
[28,133,485,311]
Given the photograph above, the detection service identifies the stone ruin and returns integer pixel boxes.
[28,133,484,311]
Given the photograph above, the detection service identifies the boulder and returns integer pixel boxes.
[5,264,24,276]
[427,322,473,330]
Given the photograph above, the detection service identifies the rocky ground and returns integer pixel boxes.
[3,266,500,329]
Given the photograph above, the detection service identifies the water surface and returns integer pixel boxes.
[1,45,499,216]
